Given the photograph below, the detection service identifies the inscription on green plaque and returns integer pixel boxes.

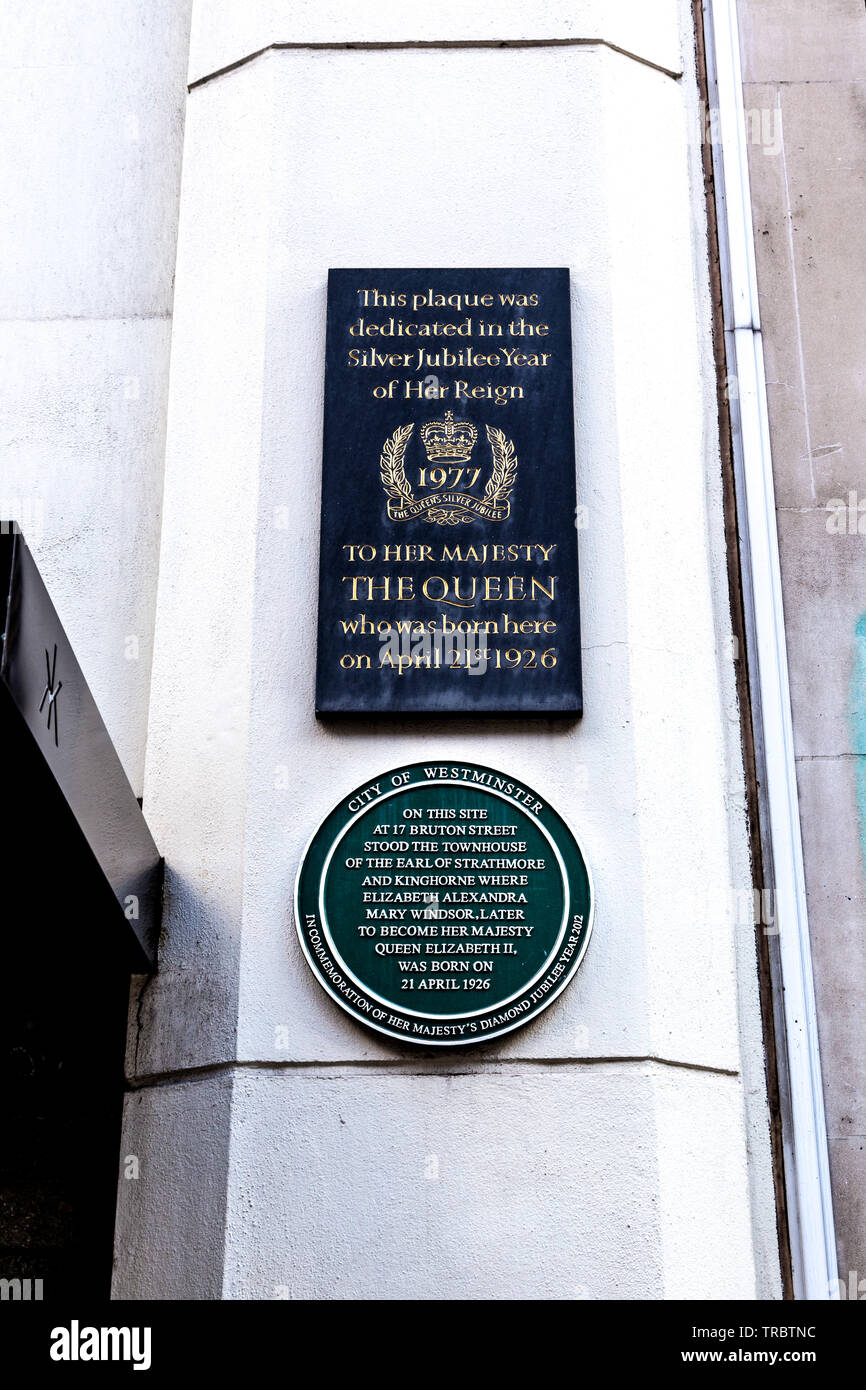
[295,760,593,1045]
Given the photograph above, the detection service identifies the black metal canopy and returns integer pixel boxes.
[1,528,161,971]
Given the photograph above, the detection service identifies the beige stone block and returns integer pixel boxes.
[828,1137,866,1290]
[738,0,866,84]
[774,81,866,504]
[794,756,866,1137]
[776,508,866,758]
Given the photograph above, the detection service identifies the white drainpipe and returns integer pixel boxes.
[701,0,837,1300]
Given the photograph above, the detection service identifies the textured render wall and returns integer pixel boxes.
[0,0,192,793]
[116,0,781,1299]
[737,0,866,1289]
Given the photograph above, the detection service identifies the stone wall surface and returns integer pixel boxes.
[737,0,866,1286]
[115,1,781,1299]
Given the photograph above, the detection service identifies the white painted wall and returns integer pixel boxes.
[0,0,192,793]
[110,0,782,1299]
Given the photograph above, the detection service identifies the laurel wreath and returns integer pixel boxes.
[483,425,518,509]
[378,422,415,505]
[378,420,517,525]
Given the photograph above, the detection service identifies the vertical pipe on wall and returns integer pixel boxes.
[701,0,837,1300]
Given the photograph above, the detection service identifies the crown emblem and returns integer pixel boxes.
[420,411,478,463]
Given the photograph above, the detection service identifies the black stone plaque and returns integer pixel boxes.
[315,268,582,715]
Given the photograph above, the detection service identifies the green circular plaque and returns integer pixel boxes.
[295,760,593,1046]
